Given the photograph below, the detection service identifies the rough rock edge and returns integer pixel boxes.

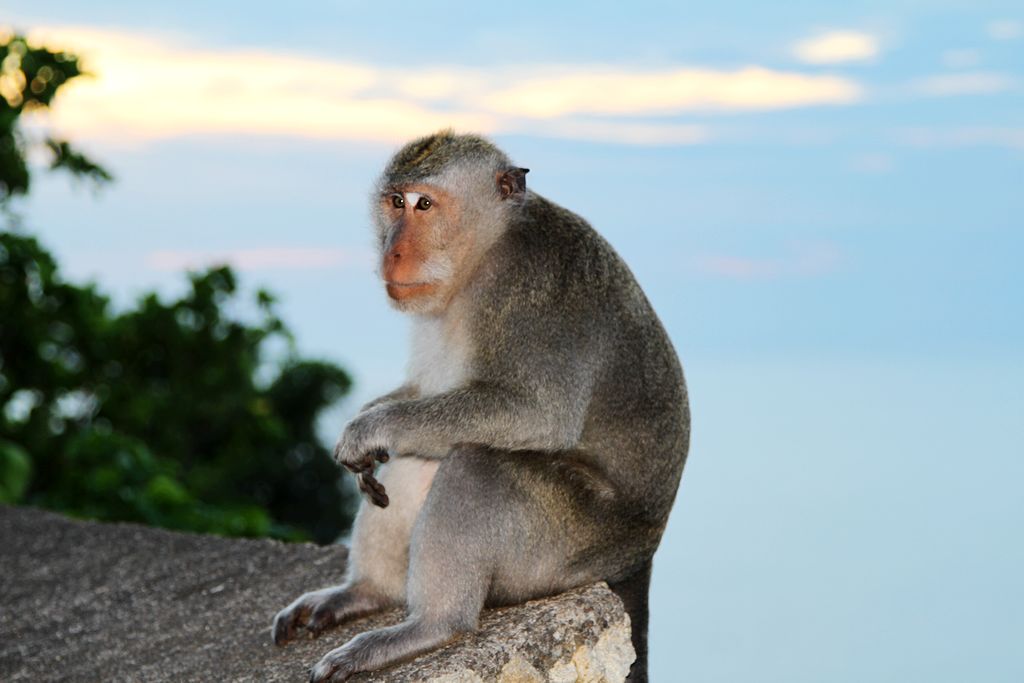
[0,506,634,682]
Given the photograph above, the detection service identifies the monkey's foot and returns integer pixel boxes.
[272,601,311,645]
[273,586,384,646]
[273,589,338,645]
[308,646,358,683]
[306,596,354,637]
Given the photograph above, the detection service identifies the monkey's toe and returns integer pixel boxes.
[272,604,312,646]
[307,604,340,637]
[272,615,295,646]
[309,651,356,683]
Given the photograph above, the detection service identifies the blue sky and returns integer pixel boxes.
[5,2,1023,681]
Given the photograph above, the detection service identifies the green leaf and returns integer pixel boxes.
[0,439,32,503]
[45,139,113,187]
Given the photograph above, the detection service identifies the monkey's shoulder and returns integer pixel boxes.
[502,194,630,294]
[469,194,654,352]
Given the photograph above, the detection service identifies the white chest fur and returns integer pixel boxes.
[407,314,472,396]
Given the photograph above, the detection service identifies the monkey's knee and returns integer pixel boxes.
[430,444,501,494]
[416,446,504,539]
[400,448,504,624]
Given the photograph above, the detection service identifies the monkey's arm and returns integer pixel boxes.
[396,380,588,455]
[335,376,592,467]
[358,384,420,414]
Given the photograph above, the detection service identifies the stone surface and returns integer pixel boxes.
[0,506,634,682]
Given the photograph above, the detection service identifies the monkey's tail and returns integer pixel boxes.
[608,558,652,683]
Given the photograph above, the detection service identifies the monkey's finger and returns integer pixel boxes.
[371,487,390,508]
[356,473,373,495]
[344,459,374,475]
[366,476,389,508]
[359,473,389,508]
[356,473,388,507]
[372,448,390,464]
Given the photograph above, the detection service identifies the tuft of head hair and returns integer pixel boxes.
[380,130,513,188]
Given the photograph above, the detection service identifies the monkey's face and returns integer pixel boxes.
[375,183,469,313]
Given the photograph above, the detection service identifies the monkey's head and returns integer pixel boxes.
[372,130,528,314]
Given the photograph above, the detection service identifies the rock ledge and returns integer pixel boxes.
[0,506,634,682]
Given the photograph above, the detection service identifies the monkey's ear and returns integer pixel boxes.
[498,167,529,199]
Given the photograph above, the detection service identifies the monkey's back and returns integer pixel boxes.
[470,193,690,526]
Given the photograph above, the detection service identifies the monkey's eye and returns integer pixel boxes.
[416,196,432,211]
[391,194,405,209]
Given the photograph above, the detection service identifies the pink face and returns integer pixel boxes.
[378,184,462,309]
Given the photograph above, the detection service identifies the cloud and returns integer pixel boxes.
[22,25,864,147]
[696,242,842,280]
[896,127,1024,151]
[987,20,1022,41]
[849,153,894,173]
[474,67,861,118]
[941,49,981,69]
[697,255,781,279]
[910,72,1016,96]
[146,247,374,272]
[25,26,495,144]
[793,30,880,65]
[522,121,711,146]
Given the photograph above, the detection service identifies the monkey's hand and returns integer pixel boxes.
[354,450,390,508]
[334,411,393,508]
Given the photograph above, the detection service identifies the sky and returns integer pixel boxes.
[4,2,1024,681]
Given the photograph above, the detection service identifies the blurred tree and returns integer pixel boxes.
[1,32,112,205]
[0,32,357,543]
[0,234,357,543]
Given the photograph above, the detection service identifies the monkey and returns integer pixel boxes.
[272,130,689,683]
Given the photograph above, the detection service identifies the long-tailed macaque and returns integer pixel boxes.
[273,130,689,683]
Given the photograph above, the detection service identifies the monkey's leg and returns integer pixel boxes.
[308,445,639,682]
[273,459,438,645]
[307,453,490,681]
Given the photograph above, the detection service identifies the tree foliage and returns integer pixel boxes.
[1,32,112,203]
[0,234,357,542]
[0,32,357,543]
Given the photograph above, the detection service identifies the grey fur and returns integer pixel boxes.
[272,131,690,683]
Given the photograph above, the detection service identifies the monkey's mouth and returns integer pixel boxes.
[385,281,439,301]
